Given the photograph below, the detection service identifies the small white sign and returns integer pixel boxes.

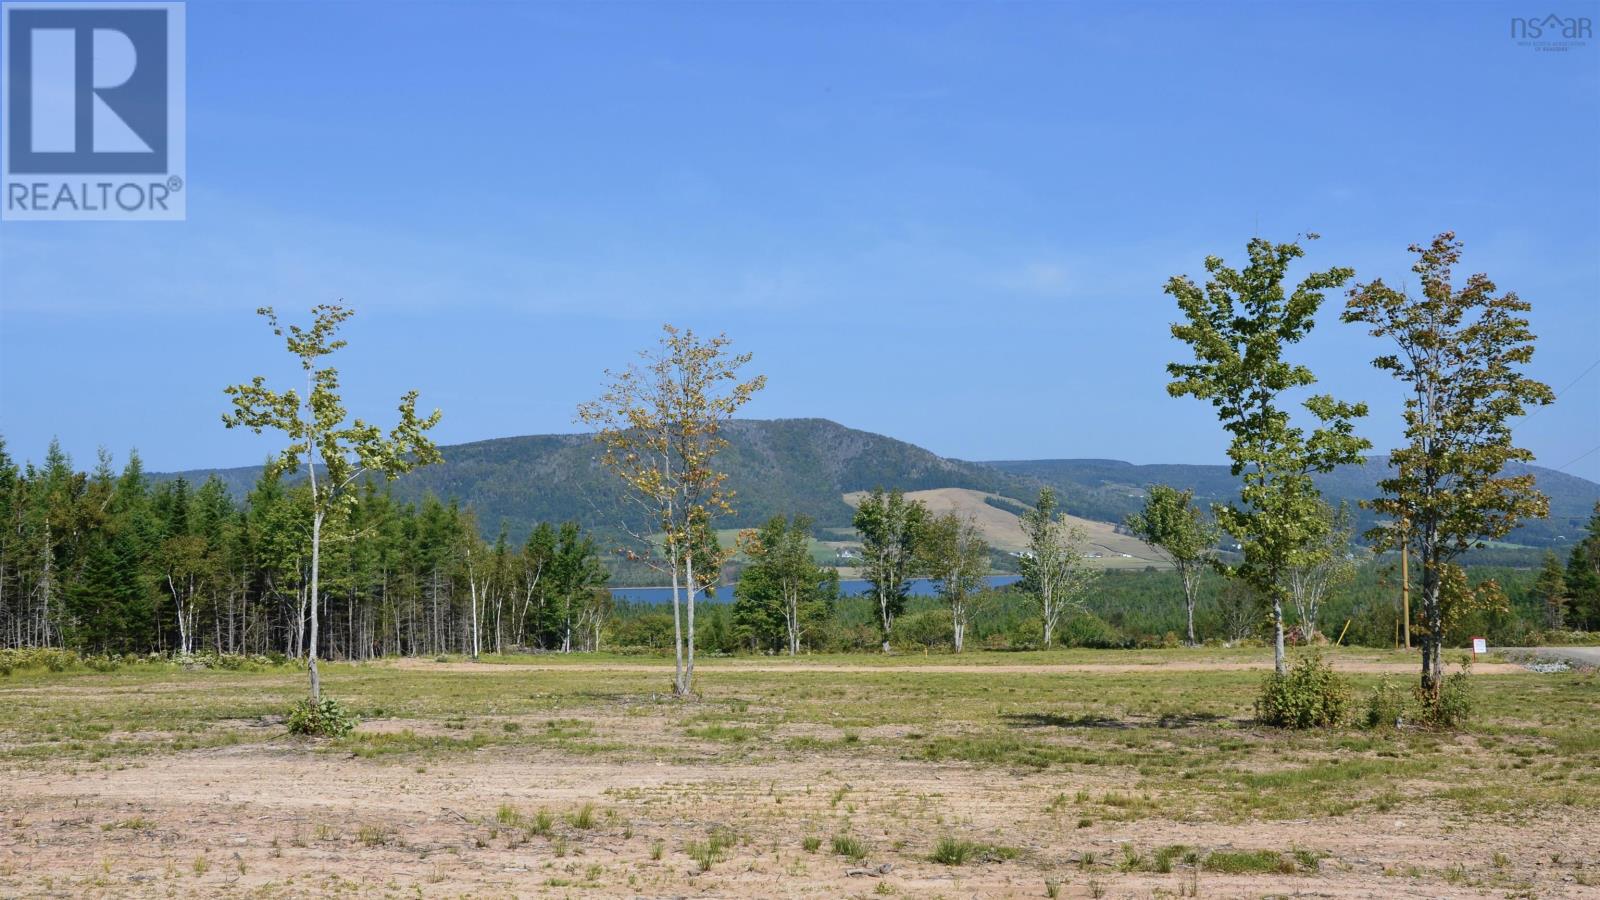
[1471,637,1488,655]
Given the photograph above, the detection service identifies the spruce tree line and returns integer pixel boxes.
[0,439,608,658]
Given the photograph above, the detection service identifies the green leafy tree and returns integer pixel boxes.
[920,512,990,653]
[1125,485,1218,645]
[852,488,928,653]
[223,304,443,701]
[549,522,608,653]
[1018,488,1098,648]
[518,522,557,646]
[577,325,765,695]
[1343,233,1554,695]
[1166,235,1370,674]
[733,515,838,654]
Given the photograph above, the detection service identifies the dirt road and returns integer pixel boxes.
[388,656,1528,676]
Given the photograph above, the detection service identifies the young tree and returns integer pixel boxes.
[1343,233,1554,696]
[1167,235,1370,674]
[734,514,837,655]
[549,522,607,653]
[1125,485,1217,646]
[517,522,557,647]
[852,488,927,653]
[576,325,765,695]
[1534,551,1569,631]
[458,511,490,659]
[223,305,443,701]
[1283,501,1357,642]
[920,512,990,653]
[1018,488,1098,648]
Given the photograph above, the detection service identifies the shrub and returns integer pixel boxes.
[1058,612,1127,649]
[1255,653,1350,728]
[1417,657,1474,730]
[1362,676,1409,730]
[286,696,358,737]
[892,609,953,651]
[42,650,73,672]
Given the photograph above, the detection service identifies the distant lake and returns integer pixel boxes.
[611,575,1022,605]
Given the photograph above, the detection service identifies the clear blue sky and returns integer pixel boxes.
[2,0,1598,482]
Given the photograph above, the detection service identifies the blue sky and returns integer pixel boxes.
[2,0,1598,483]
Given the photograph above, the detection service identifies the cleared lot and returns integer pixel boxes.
[0,648,1595,898]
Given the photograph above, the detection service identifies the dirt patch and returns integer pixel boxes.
[1,725,1588,897]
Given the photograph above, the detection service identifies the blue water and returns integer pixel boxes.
[611,575,1021,604]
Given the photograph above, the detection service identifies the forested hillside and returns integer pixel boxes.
[166,419,1599,549]
[169,419,1035,542]
[987,456,1597,549]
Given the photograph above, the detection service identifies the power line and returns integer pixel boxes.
[1552,357,1600,398]
[1522,356,1600,425]
[1555,442,1600,473]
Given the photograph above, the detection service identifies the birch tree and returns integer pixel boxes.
[1343,232,1553,696]
[1126,485,1218,646]
[223,304,442,701]
[577,325,765,696]
[1019,488,1098,648]
[734,514,836,655]
[1283,501,1356,641]
[852,488,927,653]
[921,512,990,653]
[1166,235,1370,675]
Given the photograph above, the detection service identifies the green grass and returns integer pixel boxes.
[1203,849,1305,874]
[831,833,868,860]
[930,837,1019,865]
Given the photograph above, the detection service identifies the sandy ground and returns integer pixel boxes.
[2,689,1593,898]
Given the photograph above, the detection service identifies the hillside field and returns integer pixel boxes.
[844,488,1170,568]
[2,649,1596,898]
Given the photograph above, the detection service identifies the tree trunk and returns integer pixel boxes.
[1420,549,1443,698]
[682,551,697,696]
[668,544,685,696]
[1182,565,1198,646]
[308,511,322,702]
[786,587,800,656]
[878,582,892,654]
[1042,588,1056,649]
[1271,591,1286,676]
[468,572,481,659]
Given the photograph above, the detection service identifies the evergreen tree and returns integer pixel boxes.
[1533,551,1568,630]
[1567,502,1600,631]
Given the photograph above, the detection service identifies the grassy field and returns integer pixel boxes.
[0,648,1596,897]
[843,487,1171,568]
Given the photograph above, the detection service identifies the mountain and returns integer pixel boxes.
[173,419,1036,542]
[166,418,1598,549]
[985,456,1599,548]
